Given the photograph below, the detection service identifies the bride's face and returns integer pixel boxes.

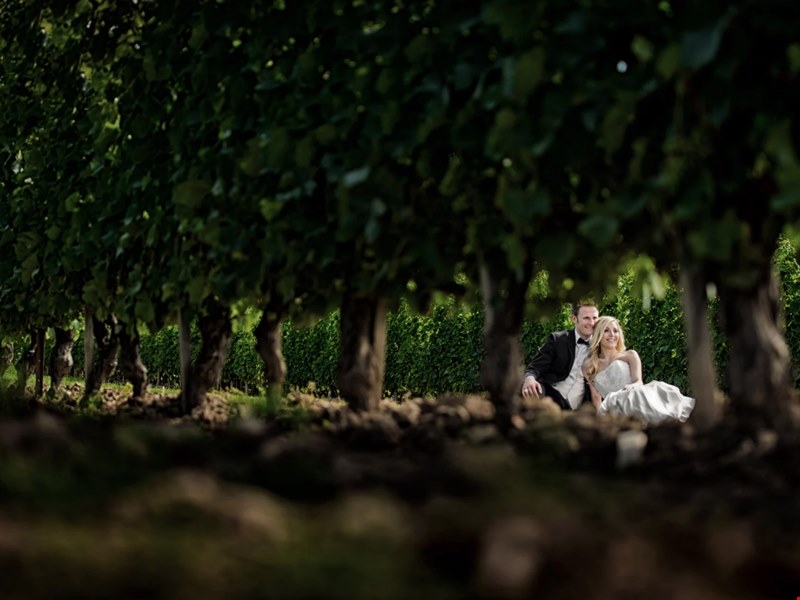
[600,322,620,352]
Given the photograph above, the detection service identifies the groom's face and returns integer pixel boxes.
[573,306,599,340]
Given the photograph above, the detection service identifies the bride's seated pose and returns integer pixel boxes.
[582,316,695,424]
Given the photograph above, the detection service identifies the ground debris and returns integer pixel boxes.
[2,385,799,599]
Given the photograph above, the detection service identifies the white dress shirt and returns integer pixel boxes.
[551,330,589,410]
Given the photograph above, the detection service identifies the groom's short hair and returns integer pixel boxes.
[571,301,597,317]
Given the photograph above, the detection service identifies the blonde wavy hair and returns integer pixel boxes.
[584,316,626,383]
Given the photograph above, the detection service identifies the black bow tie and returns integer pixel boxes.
[577,338,589,346]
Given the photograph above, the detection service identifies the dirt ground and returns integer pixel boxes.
[0,386,798,599]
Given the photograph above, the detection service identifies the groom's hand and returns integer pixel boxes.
[522,375,542,397]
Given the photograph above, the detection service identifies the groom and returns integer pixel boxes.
[521,302,599,410]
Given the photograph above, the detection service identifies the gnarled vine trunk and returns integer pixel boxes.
[15,331,36,395]
[84,315,120,398]
[183,300,232,411]
[679,268,720,431]
[0,341,13,375]
[118,322,148,398]
[719,266,796,432]
[33,328,45,397]
[479,259,532,435]
[49,327,74,393]
[179,309,192,404]
[337,294,387,412]
[255,301,287,401]
[84,308,94,380]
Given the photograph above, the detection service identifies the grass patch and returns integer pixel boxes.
[1,364,19,389]
[1,368,316,430]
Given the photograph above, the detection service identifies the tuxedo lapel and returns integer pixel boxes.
[564,329,577,369]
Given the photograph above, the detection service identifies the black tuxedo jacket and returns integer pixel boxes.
[525,329,576,385]
[524,329,584,387]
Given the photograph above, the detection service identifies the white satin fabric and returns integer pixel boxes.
[594,359,695,424]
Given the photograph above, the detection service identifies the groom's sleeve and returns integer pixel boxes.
[524,333,558,380]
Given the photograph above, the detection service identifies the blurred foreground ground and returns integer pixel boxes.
[1,383,799,599]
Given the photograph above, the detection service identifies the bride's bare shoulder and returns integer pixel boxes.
[622,349,640,361]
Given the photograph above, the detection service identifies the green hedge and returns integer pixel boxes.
[282,311,341,396]
[599,272,727,395]
[43,238,800,396]
[775,237,800,386]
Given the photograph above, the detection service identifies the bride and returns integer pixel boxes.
[582,316,695,424]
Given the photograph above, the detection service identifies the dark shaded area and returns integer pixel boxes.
[0,384,798,599]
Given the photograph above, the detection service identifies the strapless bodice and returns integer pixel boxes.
[593,360,633,398]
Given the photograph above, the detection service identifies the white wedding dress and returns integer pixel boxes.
[593,359,695,424]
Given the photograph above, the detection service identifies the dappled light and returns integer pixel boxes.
[2,0,800,597]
